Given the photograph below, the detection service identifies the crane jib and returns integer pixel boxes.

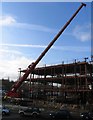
[7,3,86,97]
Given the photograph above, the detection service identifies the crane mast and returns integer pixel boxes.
[7,3,86,98]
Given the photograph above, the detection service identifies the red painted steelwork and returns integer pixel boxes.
[6,3,86,98]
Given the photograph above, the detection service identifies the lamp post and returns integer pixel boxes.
[18,68,21,78]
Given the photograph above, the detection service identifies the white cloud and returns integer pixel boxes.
[0,15,56,33]
[0,43,47,48]
[0,43,90,52]
[0,16,16,26]
[53,46,90,52]
[0,47,34,81]
[0,48,22,55]
[0,15,91,40]
[0,57,33,81]
[0,43,90,81]
[72,24,91,42]
[15,23,56,33]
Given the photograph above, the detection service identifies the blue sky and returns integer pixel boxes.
[0,2,91,80]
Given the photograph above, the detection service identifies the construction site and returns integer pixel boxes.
[17,58,92,109]
[3,3,93,111]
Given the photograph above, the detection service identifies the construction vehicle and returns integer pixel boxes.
[6,3,86,98]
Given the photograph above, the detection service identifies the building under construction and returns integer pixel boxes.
[23,58,93,105]
[5,3,93,108]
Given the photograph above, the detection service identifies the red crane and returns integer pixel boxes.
[6,3,86,98]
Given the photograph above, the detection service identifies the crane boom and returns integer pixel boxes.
[7,3,86,97]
